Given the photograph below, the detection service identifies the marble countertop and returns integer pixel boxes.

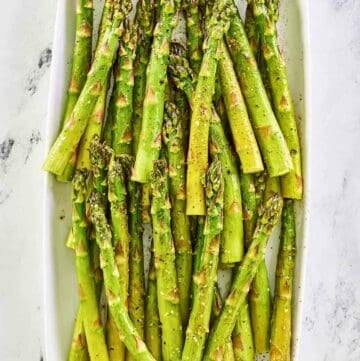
[1,0,359,360]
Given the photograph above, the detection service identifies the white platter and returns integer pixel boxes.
[42,1,311,360]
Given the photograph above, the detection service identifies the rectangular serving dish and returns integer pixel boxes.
[42,1,311,360]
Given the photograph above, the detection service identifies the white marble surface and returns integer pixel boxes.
[0,0,359,360]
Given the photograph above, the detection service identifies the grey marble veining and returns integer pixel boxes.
[0,0,359,360]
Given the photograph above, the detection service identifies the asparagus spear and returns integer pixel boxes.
[77,82,108,170]
[89,138,125,360]
[169,44,244,265]
[56,0,93,182]
[127,180,146,341]
[232,303,255,361]
[185,0,235,215]
[72,170,109,361]
[209,110,244,266]
[89,193,156,361]
[182,159,224,361]
[43,0,131,175]
[183,0,203,76]
[131,0,156,225]
[111,19,137,155]
[162,102,192,326]
[240,172,273,355]
[203,194,283,360]
[145,251,163,360]
[67,306,90,361]
[132,0,181,183]
[150,160,183,361]
[132,0,156,153]
[251,0,303,199]
[224,2,292,177]
[63,0,116,178]
[211,286,236,361]
[270,200,296,361]
[218,40,264,174]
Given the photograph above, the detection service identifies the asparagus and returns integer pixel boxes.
[203,194,283,360]
[150,160,183,361]
[232,303,255,361]
[72,171,109,361]
[183,0,203,76]
[209,110,244,266]
[108,155,131,304]
[251,0,303,199]
[145,251,163,360]
[128,180,146,340]
[211,286,236,361]
[56,0,93,182]
[89,138,124,360]
[270,200,296,361]
[218,40,263,174]
[131,0,156,225]
[132,0,181,183]
[111,19,137,155]
[67,306,90,361]
[162,102,192,326]
[185,0,235,215]
[132,0,156,153]
[89,193,156,361]
[169,44,244,265]
[244,4,260,56]
[141,184,152,224]
[182,159,224,361]
[224,3,292,177]
[43,0,131,175]
[63,0,115,178]
[240,173,273,355]
[77,82,108,170]
[192,215,205,301]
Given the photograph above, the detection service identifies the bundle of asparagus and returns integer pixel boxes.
[44,0,301,360]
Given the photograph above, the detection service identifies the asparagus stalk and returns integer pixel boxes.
[244,3,260,56]
[131,0,156,225]
[224,2,292,177]
[127,180,146,340]
[76,82,108,170]
[169,44,244,265]
[132,0,181,183]
[209,110,244,266]
[182,159,224,361]
[132,0,156,153]
[141,184,152,224]
[270,200,296,361]
[183,0,203,76]
[252,0,303,199]
[211,286,236,361]
[57,0,93,182]
[62,0,115,179]
[162,102,192,326]
[67,306,90,361]
[240,172,273,355]
[43,0,131,175]
[185,0,235,215]
[203,194,283,360]
[89,193,156,361]
[218,40,263,174]
[150,160,183,361]
[72,170,109,361]
[89,138,125,360]
[111,19,137,155]
[232,303,255,361]
[192,215,205,300]
[145,251,163,360]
